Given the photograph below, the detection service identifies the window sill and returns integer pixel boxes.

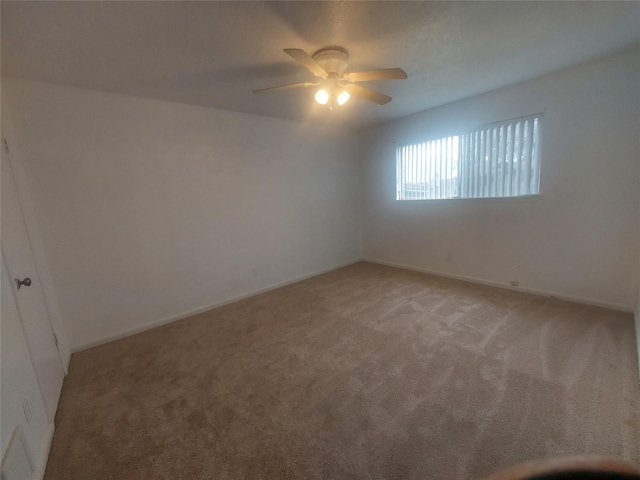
[396,194,543,203]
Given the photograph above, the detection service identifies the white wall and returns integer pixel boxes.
[3,79,361,350]
[1,257,52,478]
[360,48,640,311]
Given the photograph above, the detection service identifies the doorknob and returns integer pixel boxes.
[15,277,32,289]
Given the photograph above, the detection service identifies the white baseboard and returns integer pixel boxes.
[363,258,634,313]
[34,423,54,480]
[72,259,361,352]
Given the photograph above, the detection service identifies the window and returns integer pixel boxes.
[396,114,542,200]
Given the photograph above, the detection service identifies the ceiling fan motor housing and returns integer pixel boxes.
[312,47,349,76]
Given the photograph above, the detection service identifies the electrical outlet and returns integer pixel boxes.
[22,399,32,424]
[252,268,259,277]
[446,252,453,262]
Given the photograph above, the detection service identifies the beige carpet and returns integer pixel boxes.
[45,262,640,479]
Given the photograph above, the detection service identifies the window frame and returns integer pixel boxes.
[395,112,544,202]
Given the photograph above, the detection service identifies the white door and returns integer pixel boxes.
[1,138,65,422]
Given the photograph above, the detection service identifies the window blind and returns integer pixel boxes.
[396,114,542,200]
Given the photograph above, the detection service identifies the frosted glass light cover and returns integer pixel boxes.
[337,90,350,105]
[315,89,329,105]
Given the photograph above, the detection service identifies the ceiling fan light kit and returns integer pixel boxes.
[253,46,407,109]
[314,85,350,109]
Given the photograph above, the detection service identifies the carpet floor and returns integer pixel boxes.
[44,262,640,479]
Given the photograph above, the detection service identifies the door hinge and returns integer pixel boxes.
[3,138,9,153]
[53,333,59,347]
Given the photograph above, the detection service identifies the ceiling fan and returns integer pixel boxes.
[253,47,407,108]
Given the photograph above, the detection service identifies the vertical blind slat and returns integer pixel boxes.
[490,128,496,197]
[442,139,447,198]
[410,145,413,197]
[397,147,400,199]
[462,135,469,198]
[506,124,514,197]
[436,140,442,198]
[485,129,491,197]
[531,119,541,194]
[423,142,427,200]
[420,143,429,198]
[404,145,408,199]
[498,126,505,197]
[469,133,475,198]
[459,136,464,198]
[440,139,444,198]
[449,137,452,198]
[404,145,408,198]
[513,122,522,196]
[490,127,497,197]
[429,141,433,199]
[473,132,479,198]
[521,119,533,194]
[400,146,404,199]
[447,137,451,198]
[413,144,417,198]
[462,135,468,198]
[450,137,455,198]
[452,136,456,198]
[482,130,488,197]
[478,131,483,198]
[401,146,405,199]
[420,142,423,199]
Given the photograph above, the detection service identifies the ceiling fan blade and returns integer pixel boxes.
[253,82,319,94]
[283,48,328,78]
[344,68,408,82]
[345,83,392,105]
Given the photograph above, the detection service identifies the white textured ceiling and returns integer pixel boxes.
[2,1,639,130]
